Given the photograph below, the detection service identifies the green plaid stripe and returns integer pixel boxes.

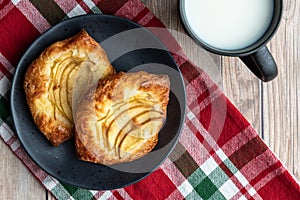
[61,183,94,200]
[42,175,96,200]
[91,6,102,14]
[29,0,65,25]
[2,0,299,200]
[0,95,10,125]
[168,144,234,199]
[170,143,199,178]
[28,0,103,25]
[0,58,13,128]
[171,129,245,199]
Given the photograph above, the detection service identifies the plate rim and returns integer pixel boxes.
[10,14,186,190]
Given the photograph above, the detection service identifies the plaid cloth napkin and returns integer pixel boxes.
[1,0,300,199]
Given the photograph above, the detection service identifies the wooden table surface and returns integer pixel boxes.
[0,0,299,199]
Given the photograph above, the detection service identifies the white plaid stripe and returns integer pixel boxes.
[198,87,223,112]
[185,82,225,158]
[234,171,249,187]
[187,110,219,153]
[0,1,15,20]
[211,135,268,200]
[249,193,263,200]
[230,172,259,199]
[171,49,188,66]
[221,126,256,156]
[231,150,279,200]
[99,191,113,200]
[90,190,98,196]
[16,0,51,33]
[0,76,11,97]
[115,189,133,200]
[177,179,194,198]
[42,175,59,191]
[185,74,223,122]
[0,52,14,74]
[240,150,278,184]
[11,140,20,151]
[54,0,78,14]
[0,2,297,200]
[238,195,248,200]
[179,122,210,166]
[137,11,154,26]
[67,4,86,18]
[253,166,286,195]
[0,123,14,142]
[114,0,145,19]
[185,109,265,199]
[187,111,196,120]
[248,187,256,196]
[11,0,21,5]
[83,0,97,10]
[186,72,215,94]
[200,157,218,175]
[166,191,184,200]
[161,158,186,187]
[218,179,239,199]
[0,71,4,80]
[185,74,213,101]
[215,149,227,162]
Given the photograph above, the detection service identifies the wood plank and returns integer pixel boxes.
[263,0,300,181]
[48,191,57,200]
[221,56,262,136]
[0,141,46,199]
[9,1,297,200]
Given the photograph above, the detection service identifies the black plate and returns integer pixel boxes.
[10,14,186,190]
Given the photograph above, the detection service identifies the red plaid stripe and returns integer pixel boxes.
[258,171,300,199]
[96,0,128,14]
[124,169,177,200]
[0,63,12,80]
[1,1,300,200]
[74,0,91,13]
[54,0,78,13]
[114,0,145,19]
[15,0,51,33]
[0,0,14,19]
[0,6,40,66]
[132,7,150,22]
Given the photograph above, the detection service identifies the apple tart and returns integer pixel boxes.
[75,71,170,165]
[24,30,114,146]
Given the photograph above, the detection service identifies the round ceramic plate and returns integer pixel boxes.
[10,14,186,190]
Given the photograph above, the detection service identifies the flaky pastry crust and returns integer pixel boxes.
[75,71,170,165]
[24,30,114,146]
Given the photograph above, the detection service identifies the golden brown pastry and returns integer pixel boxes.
[75,71,170,165]
[24,30,115,146]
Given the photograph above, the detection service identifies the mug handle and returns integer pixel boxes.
[239,46,278,82]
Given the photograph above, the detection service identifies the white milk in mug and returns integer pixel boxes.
[183,0,274,50]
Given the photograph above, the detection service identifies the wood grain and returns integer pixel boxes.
[1,1,298,199]
[263,0,300,180]
[221,57,262,136]
[0,141,46,199]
